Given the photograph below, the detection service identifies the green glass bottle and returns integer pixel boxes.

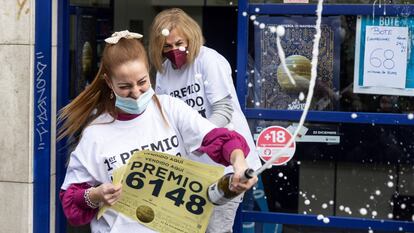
[207,168,254,205]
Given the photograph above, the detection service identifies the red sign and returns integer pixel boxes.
[256,126,296,166]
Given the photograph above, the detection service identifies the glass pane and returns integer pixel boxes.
[246,14,414,113]
[242,120,414,223]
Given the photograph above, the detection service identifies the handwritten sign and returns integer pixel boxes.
[99,150,223,233]
[363,26,408,88]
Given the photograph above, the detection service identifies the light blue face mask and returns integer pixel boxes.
[114,87,155,114]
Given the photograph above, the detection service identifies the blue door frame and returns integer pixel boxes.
[234,1,414,232]
[33,0,52,233]
[56,1,70,233]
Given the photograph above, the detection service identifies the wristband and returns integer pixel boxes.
[84,187,100,209]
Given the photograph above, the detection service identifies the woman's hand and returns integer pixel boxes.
[229,149,258,193]
[89,183,122,206]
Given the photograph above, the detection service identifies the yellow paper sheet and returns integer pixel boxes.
[98,150,223,233]
[97,164,127,219]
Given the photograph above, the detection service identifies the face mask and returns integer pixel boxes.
[114,87,155,114]
[163,48,187,69]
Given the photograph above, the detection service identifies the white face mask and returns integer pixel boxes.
[114,87,155,114]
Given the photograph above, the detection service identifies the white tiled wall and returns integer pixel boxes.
[0,44,32,183]
[0,182,32,233]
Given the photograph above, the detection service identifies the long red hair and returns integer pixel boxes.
[58,38,166,143]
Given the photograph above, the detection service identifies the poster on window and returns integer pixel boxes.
[354,15,414,96]
[253,16,341,111]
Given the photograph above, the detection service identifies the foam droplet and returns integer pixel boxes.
[278,172,283,177]
[323,217,330,224]
[359,208,368,215]
[195,73,202,81]
[304,200,311,205]
[408,113,414,120]
[161,28,170,36]
[242,12,247,17]
[276,25,285,37]
[387,181,394,188]
[250,15,256,21]
[351,113,358,119]
[299,92,305,101]
[259,23,265,29]
[317,214,324,220]
[322,203,328,209]
[375,190,381,195]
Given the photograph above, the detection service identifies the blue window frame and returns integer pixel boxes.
[235,1,414,233]
[56,1,70,233]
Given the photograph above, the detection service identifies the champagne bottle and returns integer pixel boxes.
[207,168,254,205]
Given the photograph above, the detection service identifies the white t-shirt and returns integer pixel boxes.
[156,46,262,172]
[61,95,215,233]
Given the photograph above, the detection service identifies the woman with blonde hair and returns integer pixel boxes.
[58,30,257,232]
[149,8,262,233]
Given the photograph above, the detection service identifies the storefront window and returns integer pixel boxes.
[246,14,414,113]
[244,120,414,223]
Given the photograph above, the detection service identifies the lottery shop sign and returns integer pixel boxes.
[256,126,296,166]
[105,150,223,233]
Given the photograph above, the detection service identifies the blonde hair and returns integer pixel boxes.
[149,8,204,73]
[58,38,166,143]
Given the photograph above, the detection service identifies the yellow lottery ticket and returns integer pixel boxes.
[100,150,223,233]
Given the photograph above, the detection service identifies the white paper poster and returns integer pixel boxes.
[362,25,408,89]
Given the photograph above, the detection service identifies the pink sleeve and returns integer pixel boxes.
[197,128,250,166]
[59,183,98,226]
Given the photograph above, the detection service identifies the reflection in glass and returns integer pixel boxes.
[247,15,414,113]
[243,120,414,226]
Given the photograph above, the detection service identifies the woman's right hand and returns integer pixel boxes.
[89,183,122,206]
